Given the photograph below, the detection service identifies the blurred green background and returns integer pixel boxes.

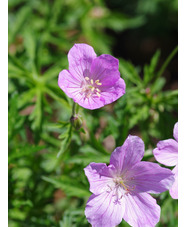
[8,0,178,226]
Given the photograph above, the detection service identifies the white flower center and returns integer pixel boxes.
[80,77,102,98]
[106,175,135,203]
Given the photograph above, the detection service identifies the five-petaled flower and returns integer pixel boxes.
[84,135,174,227]
[153,122,178,199]
[58,43,126,110]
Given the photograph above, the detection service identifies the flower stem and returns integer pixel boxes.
[72,102,76,117]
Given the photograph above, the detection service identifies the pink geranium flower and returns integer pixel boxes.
[58,43,126,110]
[153,122,178,199]
[84,135,174,227]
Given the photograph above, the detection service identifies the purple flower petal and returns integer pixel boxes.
[84,163,115,195]
[173,122,178,141]
[123,192,160,227]
[169,165,178,199]
[153,139,178,166]
[58,69,81,99]
[110,135,144,174]
[100,78,126,106]
[68,43,97,81]
[90,54,120,86]
[85,192,125,227]
[130,162,174,194]
[75,95,105,110]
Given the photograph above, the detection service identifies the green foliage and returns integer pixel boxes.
[42,175,91,198]
[9,0,177,226]
[57,123,73,158]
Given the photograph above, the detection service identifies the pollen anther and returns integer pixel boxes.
[81,77,102,99]
[95,80,102,86]
[96,92,101,97]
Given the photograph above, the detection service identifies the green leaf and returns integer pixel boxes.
[119,59,142,85]
[9,54,30,73]
[29,89,42,131]
[41,133,61,147]
[160,196,178,226]
[24,31,41,74]
[58,121,70,127]
[17,88,36,108]
[43,64,62,81]
[89,131,109,154]
[103,13,145,31]
[129,105,149,129]
[44,87,70,109]
[48,0,64,28]
[12,199,33,208]
[8,93,25,141]
[9,145,45,163]
[59,213,73,227]
[59,209,85,227]
[42,176,90,198]
[144,50,161,84]
[8,0,27,7]
[157,46,178,78]
[155,90,178,107]
[151,77,166,95]
[8,6,31,44]
[8,54,32,82]
[65,144,110,166]
[57,124,73,158]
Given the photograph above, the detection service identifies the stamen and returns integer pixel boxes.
[81,78,102,99]
[119,181,129,191]
[95,80,102,86]
[96,92,101,97]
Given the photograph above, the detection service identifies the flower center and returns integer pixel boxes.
[114,177,135,193]
[80,77,102,99]
[106,176,135,203]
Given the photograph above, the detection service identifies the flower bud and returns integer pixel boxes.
[70,114,83,130]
